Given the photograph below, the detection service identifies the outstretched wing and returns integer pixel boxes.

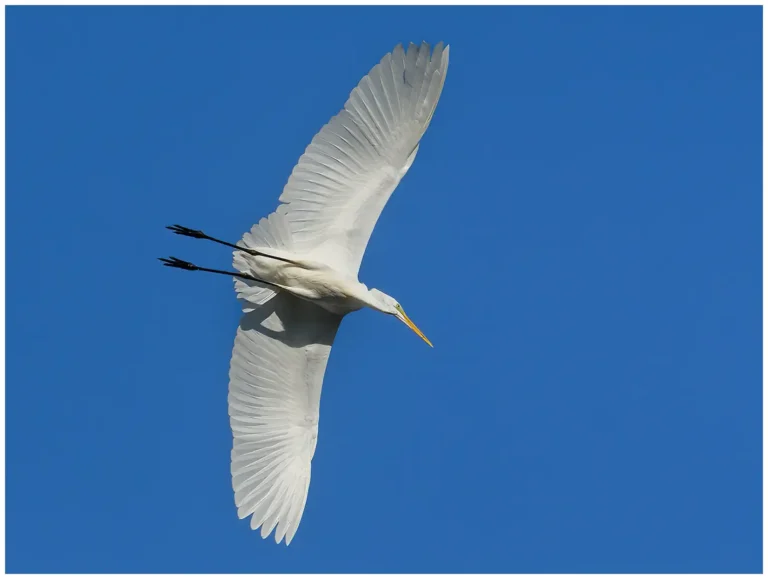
[245,41,449,276]
[228,293,342,545]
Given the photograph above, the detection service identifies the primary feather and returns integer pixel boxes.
[243,41,449,276]
[229,294,341,545]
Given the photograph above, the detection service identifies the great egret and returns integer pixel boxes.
[160,41,449,545]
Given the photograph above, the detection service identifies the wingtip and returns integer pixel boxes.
[396,40,449,61]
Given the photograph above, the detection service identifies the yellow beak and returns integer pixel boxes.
[397,307,433,347]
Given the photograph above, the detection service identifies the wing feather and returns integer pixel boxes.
[241,42,449,276]
[229,293,342,545]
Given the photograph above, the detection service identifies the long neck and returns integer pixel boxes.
[358,287,392,314]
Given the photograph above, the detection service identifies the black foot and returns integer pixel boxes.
[163,223,295,266]
[158,256,199,271]
[167,224,207,239]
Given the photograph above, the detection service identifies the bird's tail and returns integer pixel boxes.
[233,210,295,312]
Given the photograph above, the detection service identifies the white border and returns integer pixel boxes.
[2,0,766,5]
[1,2,763,578]
[1,4,7,577]
[762,3,766,578]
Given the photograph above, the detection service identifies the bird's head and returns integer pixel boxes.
[368,288,432,347]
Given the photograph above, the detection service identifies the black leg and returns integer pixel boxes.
[166,225,294,264]
[158,257,280,288]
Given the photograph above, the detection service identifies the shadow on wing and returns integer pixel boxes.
[238,292,342,349]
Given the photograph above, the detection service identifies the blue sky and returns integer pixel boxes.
[7,6,761,573]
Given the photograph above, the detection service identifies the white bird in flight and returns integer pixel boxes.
[160,41,449,545]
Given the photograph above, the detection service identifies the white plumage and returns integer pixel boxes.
[245,40,448,278]
[229,295,340,544]
[163,41,448,545]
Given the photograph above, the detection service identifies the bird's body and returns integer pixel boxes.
[162,41,448,545]
[234,249,374,315]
